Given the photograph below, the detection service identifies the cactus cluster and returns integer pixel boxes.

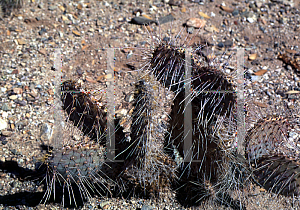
[36,36,300,210]
[0,0,23,17]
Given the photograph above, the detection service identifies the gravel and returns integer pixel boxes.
[0,0,300,209]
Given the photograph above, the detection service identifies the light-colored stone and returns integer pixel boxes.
[186,18,206,28]
[0,118,7,130]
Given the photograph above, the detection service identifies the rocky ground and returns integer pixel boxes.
[0,0,300,209]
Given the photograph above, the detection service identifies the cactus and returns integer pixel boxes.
[0,0,23,17]
[61,80,107,144]
[245,115,300,196]
[140,37,244,209]
[120,77,177,197]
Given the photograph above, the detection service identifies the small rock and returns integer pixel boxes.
[205,25,219,33]
[58,5,65,12]
[187,27,194,34]
[157,14,174,25]
[99,201,110,209]
[286,49,297,54]
[254,69,268,76]
[9,95,18,100]
[48,6,56,11]
[39,48,47,55]
[15,100,27,106]
[232,9,239,16]
[217,42,224,48]
[130,16,156,25]
[17,39,26,45]
[256,1,263,7]
[9,27,17,32]
[85,77,97,83]
[186,17,206,28]
[40,123,52,141]
[35,84,42,89]
[0,118,7,130]
[38,28,47,35]
[220,5,234,13]
[77,3,83,10]
[249,3,256,8]
[249,53,257,60]
[259,26,265,32]
[286,90,300,94]
[253,100,268,108]
[168,0,182,6]
[72,30,81,36]
[279,17,286,24]
[13,88,22,94]
[12,69,19,74]
[1,103,10,111]
[247,17,255,23]
[126,51,133,59]
[1,130,12,137]
[224,40,233,47]
[141,205,153,210]
[251,60,260,65]
[198,11,210,19]
[125,93,134,102]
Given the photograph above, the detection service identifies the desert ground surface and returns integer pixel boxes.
[0,0,300,209]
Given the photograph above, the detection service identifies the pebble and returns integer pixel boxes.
[220,5,234,13]
[15,100,27,106]
[38,28,47,35]
[35,84,42,89]
[157,14,175,25]
[198,11,210,19]
[17,39,26,45]
[9,95,18,100]
[232,9,239,16]
[1,131,12,137]
[217,42,224,48]
[186,17,206,28]
[249,53,257,60]
[72,30,81,36]
[48,6,56,11]
[224,40,233,47]
[205,25,219,33]
[99,201,110,209]
[141,205,153,210]
[1,103,10,111]
[247,17,256,23]
[0,118,7,130]
[187,27,194,34]
[254,69,268,76]
[130,16,156,25]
